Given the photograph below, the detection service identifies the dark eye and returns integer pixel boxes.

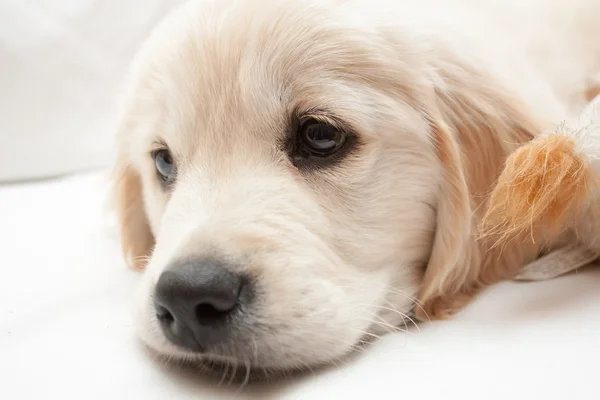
[297,119,347,157]
[152,149,176,183]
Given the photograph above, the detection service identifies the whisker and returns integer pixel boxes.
[380,298,421,332]
[218,362,229,387]
[227,362,238,387]
[234,358,251,394]
[358,330,383,340]
[336,283,431,323]
[249,335,259,365]
[351,300,420,334]
[353,315,410,334]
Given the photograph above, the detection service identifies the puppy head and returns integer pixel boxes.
[113,0,539,372]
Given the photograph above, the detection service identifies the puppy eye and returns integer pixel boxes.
[152,149,176,183]
[297,119,347,158]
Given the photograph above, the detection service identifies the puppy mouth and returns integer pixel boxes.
[195,358,278,383]
[143,343,297,384]
[142,325,382,384]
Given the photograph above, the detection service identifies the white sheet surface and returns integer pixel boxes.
[1,172,600,399]
[0,0,186,182]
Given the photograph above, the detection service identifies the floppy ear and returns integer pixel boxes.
[112,157,155,271]
[417,117,478,319]
[416,67,546,320]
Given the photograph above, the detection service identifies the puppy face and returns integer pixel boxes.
[114,0,538,372]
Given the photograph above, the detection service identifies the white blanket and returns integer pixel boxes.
[0,0,186,181]
[1,172,600,399]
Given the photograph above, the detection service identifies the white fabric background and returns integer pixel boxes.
[0,0,185,182]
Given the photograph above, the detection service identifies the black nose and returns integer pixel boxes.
[154,259,245,352]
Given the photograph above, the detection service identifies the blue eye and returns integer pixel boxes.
[152,149,176,183]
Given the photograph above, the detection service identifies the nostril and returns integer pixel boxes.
[195,302,234,323]
[156,305,174,325]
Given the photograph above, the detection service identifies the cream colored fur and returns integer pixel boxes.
[112,0,600,371]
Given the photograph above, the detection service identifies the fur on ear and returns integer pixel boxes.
[112,158,155,271]
[415,64,546,320]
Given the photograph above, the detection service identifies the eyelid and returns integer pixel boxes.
[150,139,169,153]
[297,110,353,135]
[300,112,338,125]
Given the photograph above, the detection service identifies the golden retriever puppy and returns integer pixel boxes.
[112,0,600,373]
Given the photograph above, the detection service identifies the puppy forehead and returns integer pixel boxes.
[135,0,395,148]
